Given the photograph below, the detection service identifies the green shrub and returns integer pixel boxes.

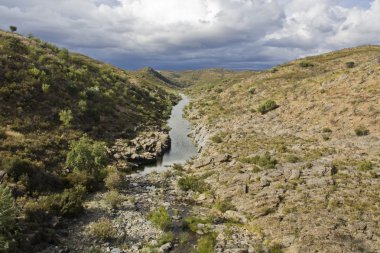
[210,134,223,143]
[178,175,208,193]
[105,190,123,209]
[357,161,373,171]
[59,109,73,127]
[239,152,277,170]
[214,199,236,213]
[345,61,355,68]
[182,216,211,233]
[40,185,86,217]
[157,232,174,246]
[197,233,217,253]
[257,100,279,114]
[322,128,332,133]
[2,157,35,181]
[299,61,314,68]
[0,128,6,139]
[248,87,256,94]
[66,170,98,192]
[9,26,17,32]
[41,83,50,93]
[0,183,17,253]
[66,135,108,178]
[355,126,369,136]
[286,154,300,163]
[269,244,284,253]
[148,206,172,230]
[104,171,123,190]
[88,217,116,241]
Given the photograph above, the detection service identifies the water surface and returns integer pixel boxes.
[140,94,197,174]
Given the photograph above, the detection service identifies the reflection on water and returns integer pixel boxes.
[140,94,197,174]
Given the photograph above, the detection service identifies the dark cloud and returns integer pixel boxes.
[0,0,378,70]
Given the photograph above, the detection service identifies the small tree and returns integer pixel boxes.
[66,136,108,179]
[0,183,17,252]
[9,26,17,33]
[59,109,73,127]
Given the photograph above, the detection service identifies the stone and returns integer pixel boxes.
[159,242,172,253]
[111,248,121,253]
[289,169,301,180]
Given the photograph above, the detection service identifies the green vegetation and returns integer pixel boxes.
[148,206,172,230]
[66,135,108,178]
[239,152,277,170]
[357,160,373,171]
[59,109,74,127]
[105,190,123,209]
[0,30,178,251]
[178,175,209,193]
[257,100,279,114]
[355,126,369,136]
[214,199,236,213]
[88,218,116,241]
[183,216,211,233]
[345,61,355,68]
[157,232,174,245]
[9,26,17,32]
[0,184,17,252]
[197,233,217,253]
[299,61,314,68]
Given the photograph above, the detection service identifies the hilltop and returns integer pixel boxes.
[170,45,380,252]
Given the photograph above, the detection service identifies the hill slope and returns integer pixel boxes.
[0,30,178,251]
[182,45,380,252]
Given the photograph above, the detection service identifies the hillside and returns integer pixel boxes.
[161,68,255,87]
[0,30,178,252]
[178,45,380,252]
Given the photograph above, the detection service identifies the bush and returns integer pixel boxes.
[157,232,174,246]
[66,135,108,179]
[197,233,217,253]
[88,217,116,241]
[59,109,73,127]
[257,100,279,114]
[355,126,369,136]
[66,170,98,192]
[104,170,123,190]
[357,161,373,171]
[178,175,209,193]
[248,87,256,94]
[299,61,314,68]
[239,152,277,170]
[9,26,17,32]
[39,185,86,217]
[214,199,236,213]
[0,183,17,252]
[182,216,211,233]
[148,206,172,230]
[105,190,123,209]
[41,83,50,93]
[210,134,223,143]
[0,184,16,252]
[322,128,332,133]
[0,128,6,139]
[286,154,300,163]
[345,61,355,68]
[2,157,35,182]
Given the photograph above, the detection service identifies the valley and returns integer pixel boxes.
[1,29,380,253]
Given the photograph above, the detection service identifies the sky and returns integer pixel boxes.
[0,0,378,70]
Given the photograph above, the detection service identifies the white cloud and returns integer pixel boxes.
[0,0,378,69]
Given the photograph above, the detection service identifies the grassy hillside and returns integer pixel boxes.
[0,30,178,251]
[161,68,255,87]
[183,45,380,252]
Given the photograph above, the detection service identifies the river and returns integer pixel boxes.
[140,93,197,174]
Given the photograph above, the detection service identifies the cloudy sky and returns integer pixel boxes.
[0,0,379,70]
